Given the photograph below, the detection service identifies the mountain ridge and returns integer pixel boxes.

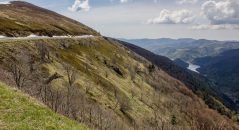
[0,1,99,37]
[122,38,239,62]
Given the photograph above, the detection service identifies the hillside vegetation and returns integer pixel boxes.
[0,37,238,130]
[0,82,88,130]
[127,38,239,111]
[0,1,98,37]
[116,39,238,113]
[194,49,239,110]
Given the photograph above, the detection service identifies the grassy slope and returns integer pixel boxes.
[0,1,98,37]
[0,37,237,129]
[0,82,88,130]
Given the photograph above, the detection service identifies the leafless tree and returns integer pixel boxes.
[40,72,63,103]
[36,42,50,63]
[53,87,62,113]
[63,63,77,115]
[9,62,26,89]
[85,80,93,94]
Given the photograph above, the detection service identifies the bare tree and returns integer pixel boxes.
[53,87,62,113]
[85,80,93,94]
[27,55,35,73]
[41,72,63,103]
[9,62,26,89]
[63,63,77,115]
[36,42,50,63]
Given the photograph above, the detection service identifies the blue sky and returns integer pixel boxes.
[1,0,239,40]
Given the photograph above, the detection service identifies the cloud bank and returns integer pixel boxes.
[192,24,239,30]
[202,0,239,25]
[193,0,239,30]
[120,0,128,3]
[178,0,197,4]
[147,9,195,24]
[0,1,10,4]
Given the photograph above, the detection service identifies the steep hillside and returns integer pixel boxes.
[0,37,238,130]
[0,82,88,130]
[115,39,237,114]
[173,58,189,68]
[194,49,239,109]
[123,38,239,110]
[0,1,98,37]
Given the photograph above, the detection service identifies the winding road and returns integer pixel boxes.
[0,35,96,41]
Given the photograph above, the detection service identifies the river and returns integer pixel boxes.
[187,63,200,73]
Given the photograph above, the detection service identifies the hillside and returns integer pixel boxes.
[0,1,98,37]
[0,1,238,130]
[194,49,239,109]
[1,36,238,129]
[0,82,88,130]
[173,58,189,68]
[123,38,239,110]
[127,38,239,110]
[115,39,237,114]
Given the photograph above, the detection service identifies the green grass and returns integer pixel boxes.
[0,82,89,130]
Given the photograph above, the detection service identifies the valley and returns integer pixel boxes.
[0,1,238,130]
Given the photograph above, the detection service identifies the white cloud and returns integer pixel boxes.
[195,0,239,30]
[192,24,239,30]
[178,0,198,4]
[202,0,239,25]
[147,9,195,24]
[68,0,90,12]
[0,1,10,4]
[120,0,128,3]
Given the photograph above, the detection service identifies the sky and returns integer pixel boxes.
[1,0,239,40]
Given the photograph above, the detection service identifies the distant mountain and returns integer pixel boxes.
[194,49,239,109]
[123,38,239,62]
[0,1,98,37]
